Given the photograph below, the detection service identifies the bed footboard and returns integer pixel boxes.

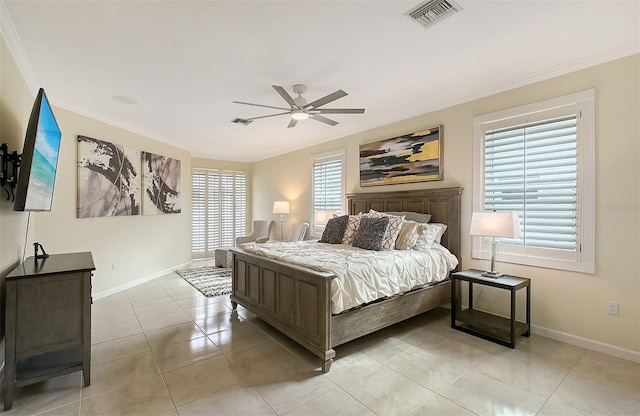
[229,248,337,371]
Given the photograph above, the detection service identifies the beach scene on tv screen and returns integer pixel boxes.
[25,100,61,211]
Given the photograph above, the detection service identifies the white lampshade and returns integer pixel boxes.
[314,210,336,226]
[470,211,522,238]
[273,201,290,214]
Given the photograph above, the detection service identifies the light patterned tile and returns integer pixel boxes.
[582,349,640,373]
[82,352,159,399]
[207,322,272,354]
[91,333,150,366]
[91,292,132,314]
[409,395,476,416]
[152,335,222,373]
[144,322,206,351]
[163,356,243,406]
[177,384,275,416]
[386,346,468,392]
[80,374,174,416]
[181,301,232,320]
[440,371,545,416]
[507,335,585,372]
[358,334,417,364]
[416,329,491,369]
[194,311,246,335]
[340,365,435,416]
[535,402,579,416]
[90,320,143,345]
[549,374,640,416]
[255,374,335,415]
[474,353,568,398]
[284,388,376,416]
[35,401,81,416]
[91,308,137,329]
[570,354,640,401]
[324,350,382,387]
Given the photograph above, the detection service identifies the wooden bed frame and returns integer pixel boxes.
[230,187,462,372]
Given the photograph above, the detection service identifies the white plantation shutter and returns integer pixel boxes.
[192,169,247,258]
[473,90,595,273]
[484,115,578,250]
[312,150,345,236]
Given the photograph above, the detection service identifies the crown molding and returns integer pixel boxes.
[0,0,39,94]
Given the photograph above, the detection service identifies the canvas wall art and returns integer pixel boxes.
[359,125,443,186]
[141,152,181,215]
[77,135,140,217]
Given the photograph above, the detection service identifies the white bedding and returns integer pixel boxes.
[239,241,458,314]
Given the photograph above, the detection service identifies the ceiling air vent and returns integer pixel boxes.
[231,118,253,126]
[404,0,463,29]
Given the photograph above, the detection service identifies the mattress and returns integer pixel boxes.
[239,240,458,314]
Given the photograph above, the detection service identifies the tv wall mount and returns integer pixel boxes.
[0,142,21,201]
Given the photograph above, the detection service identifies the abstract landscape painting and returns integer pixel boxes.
[77,135,140,217]
[359,125,443,186]
[141,152,181,215]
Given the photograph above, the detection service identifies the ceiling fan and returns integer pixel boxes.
[232,84,365,128]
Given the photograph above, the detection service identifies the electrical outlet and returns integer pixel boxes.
[111,262,117,271]
[607,301,619,316]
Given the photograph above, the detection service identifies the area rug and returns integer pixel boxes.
[176,265,232,297]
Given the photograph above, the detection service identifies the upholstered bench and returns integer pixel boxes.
[214,248,233,268]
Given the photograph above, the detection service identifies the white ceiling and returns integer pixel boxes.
[2,0,638,162]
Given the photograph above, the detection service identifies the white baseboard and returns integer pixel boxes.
[531,324,640,364]
[93,262,190,301]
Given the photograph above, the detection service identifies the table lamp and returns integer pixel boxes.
[470,211,522,277]
[273,200,290,240]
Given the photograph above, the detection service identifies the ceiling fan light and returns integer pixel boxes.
[291,110,309,120]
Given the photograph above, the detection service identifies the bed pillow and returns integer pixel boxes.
[341,214,362,245]
[431,223,447,243]
[395,220,419,250]
[352,216,390,251]
[386,211,431,224]
[412,223,448,251]
[319,215,349,244]
[368,210,405,250]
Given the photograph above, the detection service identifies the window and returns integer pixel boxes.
[473,90,595,273]
[311,149,345,236]
[192,168,247,258]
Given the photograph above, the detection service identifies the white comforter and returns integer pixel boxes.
[239,241,458,314]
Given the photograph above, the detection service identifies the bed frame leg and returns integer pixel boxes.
[322,358,333,373]
[231,301,238,310]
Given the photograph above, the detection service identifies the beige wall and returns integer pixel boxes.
[253,54,640,354]
[0,36,192,296]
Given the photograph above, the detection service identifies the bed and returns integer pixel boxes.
[229,187,462,372]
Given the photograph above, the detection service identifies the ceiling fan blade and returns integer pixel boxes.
[272,85,298,108]
[312,108,365,114]
[244,112,290,121]
[304,90,348,109]
[287,118,298,128]
[311,114,338,126]
[233,101,290,111]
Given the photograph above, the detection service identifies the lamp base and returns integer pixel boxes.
[481,270,503,278]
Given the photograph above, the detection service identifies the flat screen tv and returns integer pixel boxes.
[14,88,62,212]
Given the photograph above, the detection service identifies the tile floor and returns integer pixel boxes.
[4,270,639,416]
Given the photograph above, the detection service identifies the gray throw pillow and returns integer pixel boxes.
[319,215,349,244]
[352,216,389,251]
[386,211,431,223]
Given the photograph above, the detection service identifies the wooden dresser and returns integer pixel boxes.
[3,252,94,410]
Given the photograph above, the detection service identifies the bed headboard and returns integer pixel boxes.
[346,187,463,267]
